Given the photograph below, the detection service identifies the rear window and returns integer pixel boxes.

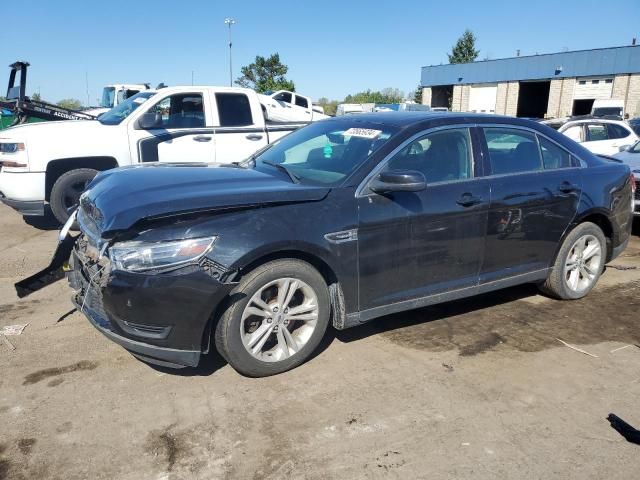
[539,136,572,169]
[607,123,630,140]
[484,128,542,175]
[586,124,608,141]
[215,93,253,127]
[295,96,309,109]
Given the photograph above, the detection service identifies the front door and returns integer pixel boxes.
[479,127,582,282]
[129,90,216,164]
[357,127,490,311]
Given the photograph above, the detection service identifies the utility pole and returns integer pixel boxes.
[224,18,236,87]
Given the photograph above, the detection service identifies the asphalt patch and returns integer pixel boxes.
[23,360,98,386]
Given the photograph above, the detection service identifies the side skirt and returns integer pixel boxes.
[341,268,550,329]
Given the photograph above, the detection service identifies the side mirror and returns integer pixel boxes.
[370,170,426,194]
[619,144,631,152]
[137,112,162,130]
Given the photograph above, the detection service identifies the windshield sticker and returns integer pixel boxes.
[343,128,382,139]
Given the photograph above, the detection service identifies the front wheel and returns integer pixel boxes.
[215,259,330,377]
[539,222,606,300]
[49,168,98,225]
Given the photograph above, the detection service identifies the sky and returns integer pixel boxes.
[1,0,639,105]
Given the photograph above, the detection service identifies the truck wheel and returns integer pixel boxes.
[50,168,98,225]
[215,259,330,377]
[539,222,606,300]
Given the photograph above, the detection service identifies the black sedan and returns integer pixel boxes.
[17,113,636,377]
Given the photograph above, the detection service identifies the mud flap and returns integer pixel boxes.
[15,234,79,298]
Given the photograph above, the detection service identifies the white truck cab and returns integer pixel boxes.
[591,99,625,119]
[0,86,306,224]
[84,84,152,117]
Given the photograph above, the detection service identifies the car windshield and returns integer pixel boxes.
[253,121,398,186]
[100,87,115,108]
[98,92,155,125]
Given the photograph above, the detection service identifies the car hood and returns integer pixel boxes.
[1,119,103,139]
[81,163,331,235]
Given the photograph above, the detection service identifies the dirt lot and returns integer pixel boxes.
[1,204,639,479]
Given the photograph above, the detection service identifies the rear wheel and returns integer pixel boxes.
[539,222,606,299]
[215,259,330,377]
[49,168,98,225]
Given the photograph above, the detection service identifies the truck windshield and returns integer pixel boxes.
[101,87,116,108]
[592,107,622,117]
[253,121,398,186]
[98,92,156,125]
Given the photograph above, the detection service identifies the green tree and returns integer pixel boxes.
[413,85,423,104]
[316,97,338,116]
[56,98,83,110]
[344,88,404,104]
[448,29,479,64]
[31,92,41,101]
[235,53,295,93]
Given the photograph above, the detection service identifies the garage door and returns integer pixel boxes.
[468,84,497,113]
[574,77,613,100]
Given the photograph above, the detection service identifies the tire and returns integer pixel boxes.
[215,259,330,377]
[49,168,98,225]
[539,222,607,300]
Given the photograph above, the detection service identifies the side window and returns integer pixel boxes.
[273,92,293,104]
[386,128,473,183]
[538,136,572,169]
[294,95,309,109]
[586,124,608,142]
[146,94,205,128]
[484,128,542,175]
[563,125,583,142]
[607,123,630,140]
[215,93,253,127]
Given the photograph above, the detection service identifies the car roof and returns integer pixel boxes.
[326,112,535,128]
[562,118,628,126]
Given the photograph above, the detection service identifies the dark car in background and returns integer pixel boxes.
[18,113,635,377]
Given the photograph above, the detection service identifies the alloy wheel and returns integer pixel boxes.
[240,278,319,362]
[563,234,602,293]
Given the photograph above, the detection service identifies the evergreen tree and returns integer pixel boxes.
[448,30,480,64]
[413,85,423,104]
[235,54,295,93]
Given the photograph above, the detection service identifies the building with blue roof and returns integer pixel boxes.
[419,44,640,119]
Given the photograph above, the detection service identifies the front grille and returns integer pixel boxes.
[70,237,110,324]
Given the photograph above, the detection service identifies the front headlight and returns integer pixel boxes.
[109,236,217,272]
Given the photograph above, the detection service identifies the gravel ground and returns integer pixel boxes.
[1,204,639,479]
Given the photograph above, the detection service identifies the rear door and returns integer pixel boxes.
[357,126,490,311]
[583,122,615,155]
[212,92,269,163]
[479,126,582,282]
[129,90,216,163]
[606,123,637,151]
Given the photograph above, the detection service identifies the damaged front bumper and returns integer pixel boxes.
[15,213,236,369]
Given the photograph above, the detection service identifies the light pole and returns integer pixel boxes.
[224,18,236,87]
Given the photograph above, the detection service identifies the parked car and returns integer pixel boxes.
[0,86,308,225]
[17,113,635,377]
[558,119,639,156]
[613,140,640,215]
[628,117,640,136]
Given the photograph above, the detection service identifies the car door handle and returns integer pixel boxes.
[246,134,263,141]
[193,135,212,142]
[456,193,483,207]
[557,182,578,193]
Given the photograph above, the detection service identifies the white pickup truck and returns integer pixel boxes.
[0,86,308,224]
[258,90,329,122]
